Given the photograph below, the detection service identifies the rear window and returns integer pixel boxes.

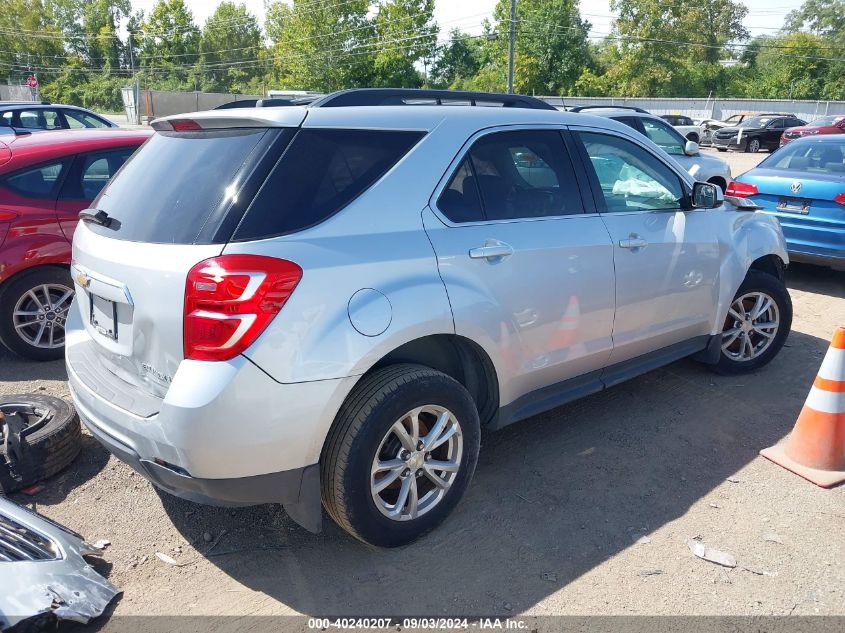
[89,128,277,243]
[233,129,424,240]
[761,140,845,174]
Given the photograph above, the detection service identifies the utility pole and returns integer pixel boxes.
[507,0,516,94]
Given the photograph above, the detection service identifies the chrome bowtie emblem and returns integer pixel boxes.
[790,181,802,194]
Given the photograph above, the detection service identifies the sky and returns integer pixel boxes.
[129,0,804,40]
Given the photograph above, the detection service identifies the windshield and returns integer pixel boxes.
[760,140,845,174]
[808,115,844,127]
[740,117,774,128]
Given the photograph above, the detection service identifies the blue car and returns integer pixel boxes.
[727,135,845,270]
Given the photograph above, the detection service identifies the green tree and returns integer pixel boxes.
[371,0,437,88]
[594,0,748,96]
[784,0,845,36]
[136,0,201,89]
[753,32,843,100]
[265,0,372,91]
[471,0,591,95]
[200,2,263,93]
[0,0,65,84]
[431,29,483,89]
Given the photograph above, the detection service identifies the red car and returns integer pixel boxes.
[780,114,845,146]
[0,128,151,360]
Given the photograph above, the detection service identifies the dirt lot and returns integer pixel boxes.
[1,149,843,622]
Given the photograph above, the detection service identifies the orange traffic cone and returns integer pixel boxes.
[760,326,845,488]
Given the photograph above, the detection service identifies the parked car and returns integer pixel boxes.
[0,102,117,132]
[727,135,845,270]
[570,105,731,190]
[66,89,791,547]
[699,112,796,146]
[781,114,845,146]
[712,115,806,153]
[660,114,701,143]
[0,128,151,360]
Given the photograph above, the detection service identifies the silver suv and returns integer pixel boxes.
[66,89,792,547]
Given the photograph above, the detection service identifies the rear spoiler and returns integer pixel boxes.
[151,108,307,131]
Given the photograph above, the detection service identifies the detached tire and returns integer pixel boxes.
[710,270,792,375]
[0,394,81,494]
[321,364,480,547]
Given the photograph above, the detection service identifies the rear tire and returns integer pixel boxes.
[709,270,792,375]
[321,364,480,547]
[0,267,73,361]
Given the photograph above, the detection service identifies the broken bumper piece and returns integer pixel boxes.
[0,497,120,631]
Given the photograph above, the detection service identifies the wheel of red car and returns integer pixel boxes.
[0,394,81,494]
[0,267,73,362]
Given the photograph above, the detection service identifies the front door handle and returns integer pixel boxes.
[619,235,648,250]
[469,243,514,260]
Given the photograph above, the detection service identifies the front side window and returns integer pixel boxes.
[2,160,67,198]
[578,131,684,213]
[64,110,110,129]
[641,118,685,155]
[439,129,581,223]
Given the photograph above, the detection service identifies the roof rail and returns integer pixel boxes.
[569,104,650,114]
[307,88,557,111]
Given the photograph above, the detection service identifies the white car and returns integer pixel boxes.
[661,114,701,143]
[571,106,732,191]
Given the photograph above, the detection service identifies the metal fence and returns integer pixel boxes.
[122,89,263,122]
[538,96,845,122]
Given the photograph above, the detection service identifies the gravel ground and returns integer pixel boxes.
[1,150,843,622]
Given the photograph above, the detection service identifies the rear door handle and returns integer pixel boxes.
[469,243,514,260]
[619,236,648,250]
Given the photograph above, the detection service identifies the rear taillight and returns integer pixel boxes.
[184,255,302,362]
[170,119,203,132]
[725,181,759,198]
[0,210,18,221]
[835,193,845,206]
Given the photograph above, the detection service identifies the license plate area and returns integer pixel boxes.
[89,294,119,341]
[776,197,810,214]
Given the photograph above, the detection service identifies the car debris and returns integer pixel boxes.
[91,539,111,550]
[155,551,180,566]
[0,497,120,631]
[763,533,785,544]
[687,537,737,568]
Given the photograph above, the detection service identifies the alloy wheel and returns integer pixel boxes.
[370,405,463,522]
[721,291,780,362]
[12,284,74,350]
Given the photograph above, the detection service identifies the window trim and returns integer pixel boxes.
[429,123,592,227]
[0,157,73,200]
[568,124,694,216]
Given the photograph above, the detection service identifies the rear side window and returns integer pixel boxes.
[18,109,64,130]
[89,128,276,243]
[233,129,424,240]
[3,160,67,198]
[439,129,582,222]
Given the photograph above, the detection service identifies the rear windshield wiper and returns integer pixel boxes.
[79,209,114,228]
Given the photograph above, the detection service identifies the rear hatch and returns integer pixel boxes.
[69,109,305,402]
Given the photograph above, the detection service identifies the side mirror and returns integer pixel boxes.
[691,181,721,209]
[684,140,699,156]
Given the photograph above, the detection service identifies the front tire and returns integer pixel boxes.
[746,138,761,153]
[710,270,792,375]
[321,364,480,547]
[717,147,727,152]
[0,267,73,361]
